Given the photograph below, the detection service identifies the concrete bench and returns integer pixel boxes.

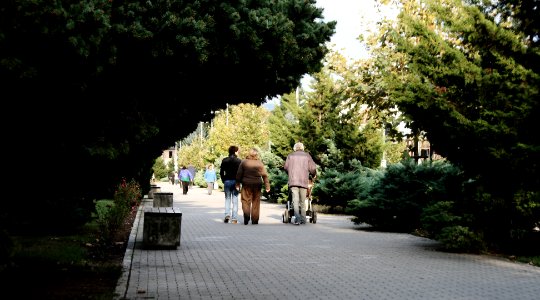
[153,192,173,207]
[147,185,161,199]
[143,207,182,249]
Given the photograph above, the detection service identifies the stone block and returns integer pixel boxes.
[153,192,173,207]
[143,207,182,249]
[148,185,161,199]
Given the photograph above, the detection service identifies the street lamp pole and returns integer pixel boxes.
[174,142,179,172]
[381,128,387,168]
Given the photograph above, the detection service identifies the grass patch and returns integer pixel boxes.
[515,256,540,267]
[0,211,132,299]
[13,234,91,266]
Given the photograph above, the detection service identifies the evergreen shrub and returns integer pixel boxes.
[347,159,462,232]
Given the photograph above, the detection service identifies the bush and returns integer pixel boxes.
[261,150,287,203]
[266,168,288,203]
[436,226,486,253]
[95,178,141,246]
[316,160,383,213]
[193,171,206,187]
[315,169,363,209]
[420,201,463,236]
[347,159,462,232]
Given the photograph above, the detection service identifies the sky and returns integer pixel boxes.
[316,0,377,60]
[263,0,397,109]
[316,0,399,60]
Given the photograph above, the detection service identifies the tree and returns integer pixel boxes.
[152,156,169,181]
[268,90,303,158]
[1,0,336,105]
[368,0,539,247]
[206,103,271,160]
[268,51,388,170]
[299,53,384,170]
[479,0,540,52]
[1,0,336,232]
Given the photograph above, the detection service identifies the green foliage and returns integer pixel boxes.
[365,0,540,247]
[347,159,462,232]
[2,0,336,102]
[384,140,409,165]
[95,199,119,245]
[5,0,335,232]
[177,103,272,171]
[9,235,90,266]
[261,150,284,170]
[260,150,287,202]
[301,68,371,168]
[266,168,289,203]
[512,190,540,232]
[420,201,462,236]
[436,226,486,253]
[315,161,383,212]
[269,53,387,170]
[114,178,142,208]
[95,178,141,246]
[268,91,303,159]
[178,142,208,171]
[515,256,540,268]
[206,103,271,161]
[193,171,206,187]
[152,156,169,180]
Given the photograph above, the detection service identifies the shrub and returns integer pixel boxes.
[347,159,462,232]
[266,168,288,203]
[193,171,206,187]
[315,169,363,209]
[95,178,141,246]
[114,178,142,208]
[261,150,287,203]
[436,225,486,253]
[316,161,383,214]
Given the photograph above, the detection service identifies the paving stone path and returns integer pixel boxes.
[115,182,540,299]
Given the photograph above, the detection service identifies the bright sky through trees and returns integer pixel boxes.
[316,0,398,60]
[264,0,398,109]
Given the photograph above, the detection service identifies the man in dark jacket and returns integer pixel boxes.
[220,146,242,223]
[284,142,317,225]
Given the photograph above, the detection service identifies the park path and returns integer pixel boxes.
[114,182,540,299]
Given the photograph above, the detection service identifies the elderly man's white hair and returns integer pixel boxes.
[293,142,304,151]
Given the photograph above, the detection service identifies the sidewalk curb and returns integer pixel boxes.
[114,200,146,299]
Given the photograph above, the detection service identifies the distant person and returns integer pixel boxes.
[179,166,193,195]
[220,146,242,224]
[236,148,270,225]
[169,171,175,185]
[204,164,217,195]
[284,142,317,225]
[174,171,179,185]
[188,164,197,188]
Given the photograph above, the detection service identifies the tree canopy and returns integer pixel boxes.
[268,52,386,170]
[360,0,539,244]
[374,0,539,195]
[1,0,335,231]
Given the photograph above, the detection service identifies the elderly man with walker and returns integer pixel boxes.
[284,142,317,225]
